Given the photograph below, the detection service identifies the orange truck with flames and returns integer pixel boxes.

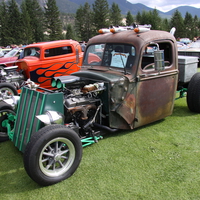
[0,40,83,97]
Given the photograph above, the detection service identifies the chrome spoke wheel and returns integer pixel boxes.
[39,137,76,177]
[0,83,18,100]
[0,87,15,99]
[24,125,82,186]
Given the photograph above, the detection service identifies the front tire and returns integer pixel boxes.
[0,83,18,100]
[0,101,15,142]
[187,72,200,112]
[23,124,82,186]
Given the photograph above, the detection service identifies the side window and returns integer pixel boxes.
[141,42,172,71]
[45,46,73,58]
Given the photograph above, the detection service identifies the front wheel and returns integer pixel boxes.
[187,72,200,112]
[23,124,82,186]
[0,83,18,100]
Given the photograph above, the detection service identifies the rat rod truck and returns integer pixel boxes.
[0,40,83,99]
[0,25,200,186]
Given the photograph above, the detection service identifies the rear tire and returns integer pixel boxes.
[0,101,15,142]
[187,72,200,112]
[23,124,82,186]
[0,83,18,100]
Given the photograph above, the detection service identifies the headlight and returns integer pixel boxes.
[36,111,64,125]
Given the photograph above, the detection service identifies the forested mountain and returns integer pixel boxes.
[1,0,200,18]
[65,0,153,15]
[165,6,200,18]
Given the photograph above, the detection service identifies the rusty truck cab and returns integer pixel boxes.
[78,26,179,129]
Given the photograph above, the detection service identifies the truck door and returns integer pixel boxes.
[134,41,178,128]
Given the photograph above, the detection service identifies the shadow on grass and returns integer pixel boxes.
[172,105,197,117]
[101,100,200,140]
[0,141,41,194]
[102,118,166,140]
[173,98,200,117]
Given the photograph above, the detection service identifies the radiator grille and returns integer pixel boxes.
[12,87,64,152]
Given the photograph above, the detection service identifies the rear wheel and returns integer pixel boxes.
[187,72,200,112]
[24,124,82,186]
[0,101,15,142]
[0,83,18,100]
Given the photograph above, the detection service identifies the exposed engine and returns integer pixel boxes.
[62,80,105,138]
[0,66,25,89]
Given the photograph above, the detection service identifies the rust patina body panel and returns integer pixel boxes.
[135,73,178,128]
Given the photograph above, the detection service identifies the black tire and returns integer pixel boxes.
[0,83,18,100]
[24,124,82,186]
[0,101,15,142]
[187,72,200,112]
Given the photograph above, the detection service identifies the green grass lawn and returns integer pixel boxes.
[0,96,200,200]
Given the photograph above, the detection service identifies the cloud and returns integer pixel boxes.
[127,0,200,12]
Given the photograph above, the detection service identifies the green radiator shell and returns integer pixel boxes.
[12,87,64,152]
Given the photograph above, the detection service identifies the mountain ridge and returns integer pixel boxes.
[58,0,200,18]
[1,0,200,18]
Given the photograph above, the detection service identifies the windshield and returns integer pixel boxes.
[83,43,135,69]
[4,48,21,58]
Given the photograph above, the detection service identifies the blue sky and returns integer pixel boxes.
[127,0,200,12]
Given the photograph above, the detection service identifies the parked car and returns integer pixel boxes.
[1,25,200,186]
[178,39,200,67]
[179,38,191,45]
[0,48,23,65]
[0,40,83,98]
[177,41,188,50]
[0,48,12,57]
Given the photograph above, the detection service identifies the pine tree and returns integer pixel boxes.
[83,2,94,41]
[92,0,110,31]
[170,10,184,39]
[126,11,134,26]
[25,0,44,43]
[136,9,161,30]
[136,11,150,25]
[44,0,63,41]
[109,3,123,26]
[184,12,193,38]
[75,5,85,41]
[0,2,10,46]
[150,9,161,30]
[75,2,94,42]
[192,15,200,39]
[7,0,22,45]
[66,24,75,40]
[21,0,33,44]
[161,18,170,32]
[136,11,142,24]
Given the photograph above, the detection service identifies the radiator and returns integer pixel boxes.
[12,87,64,152]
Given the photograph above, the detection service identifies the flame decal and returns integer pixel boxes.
[30,61,79,87]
